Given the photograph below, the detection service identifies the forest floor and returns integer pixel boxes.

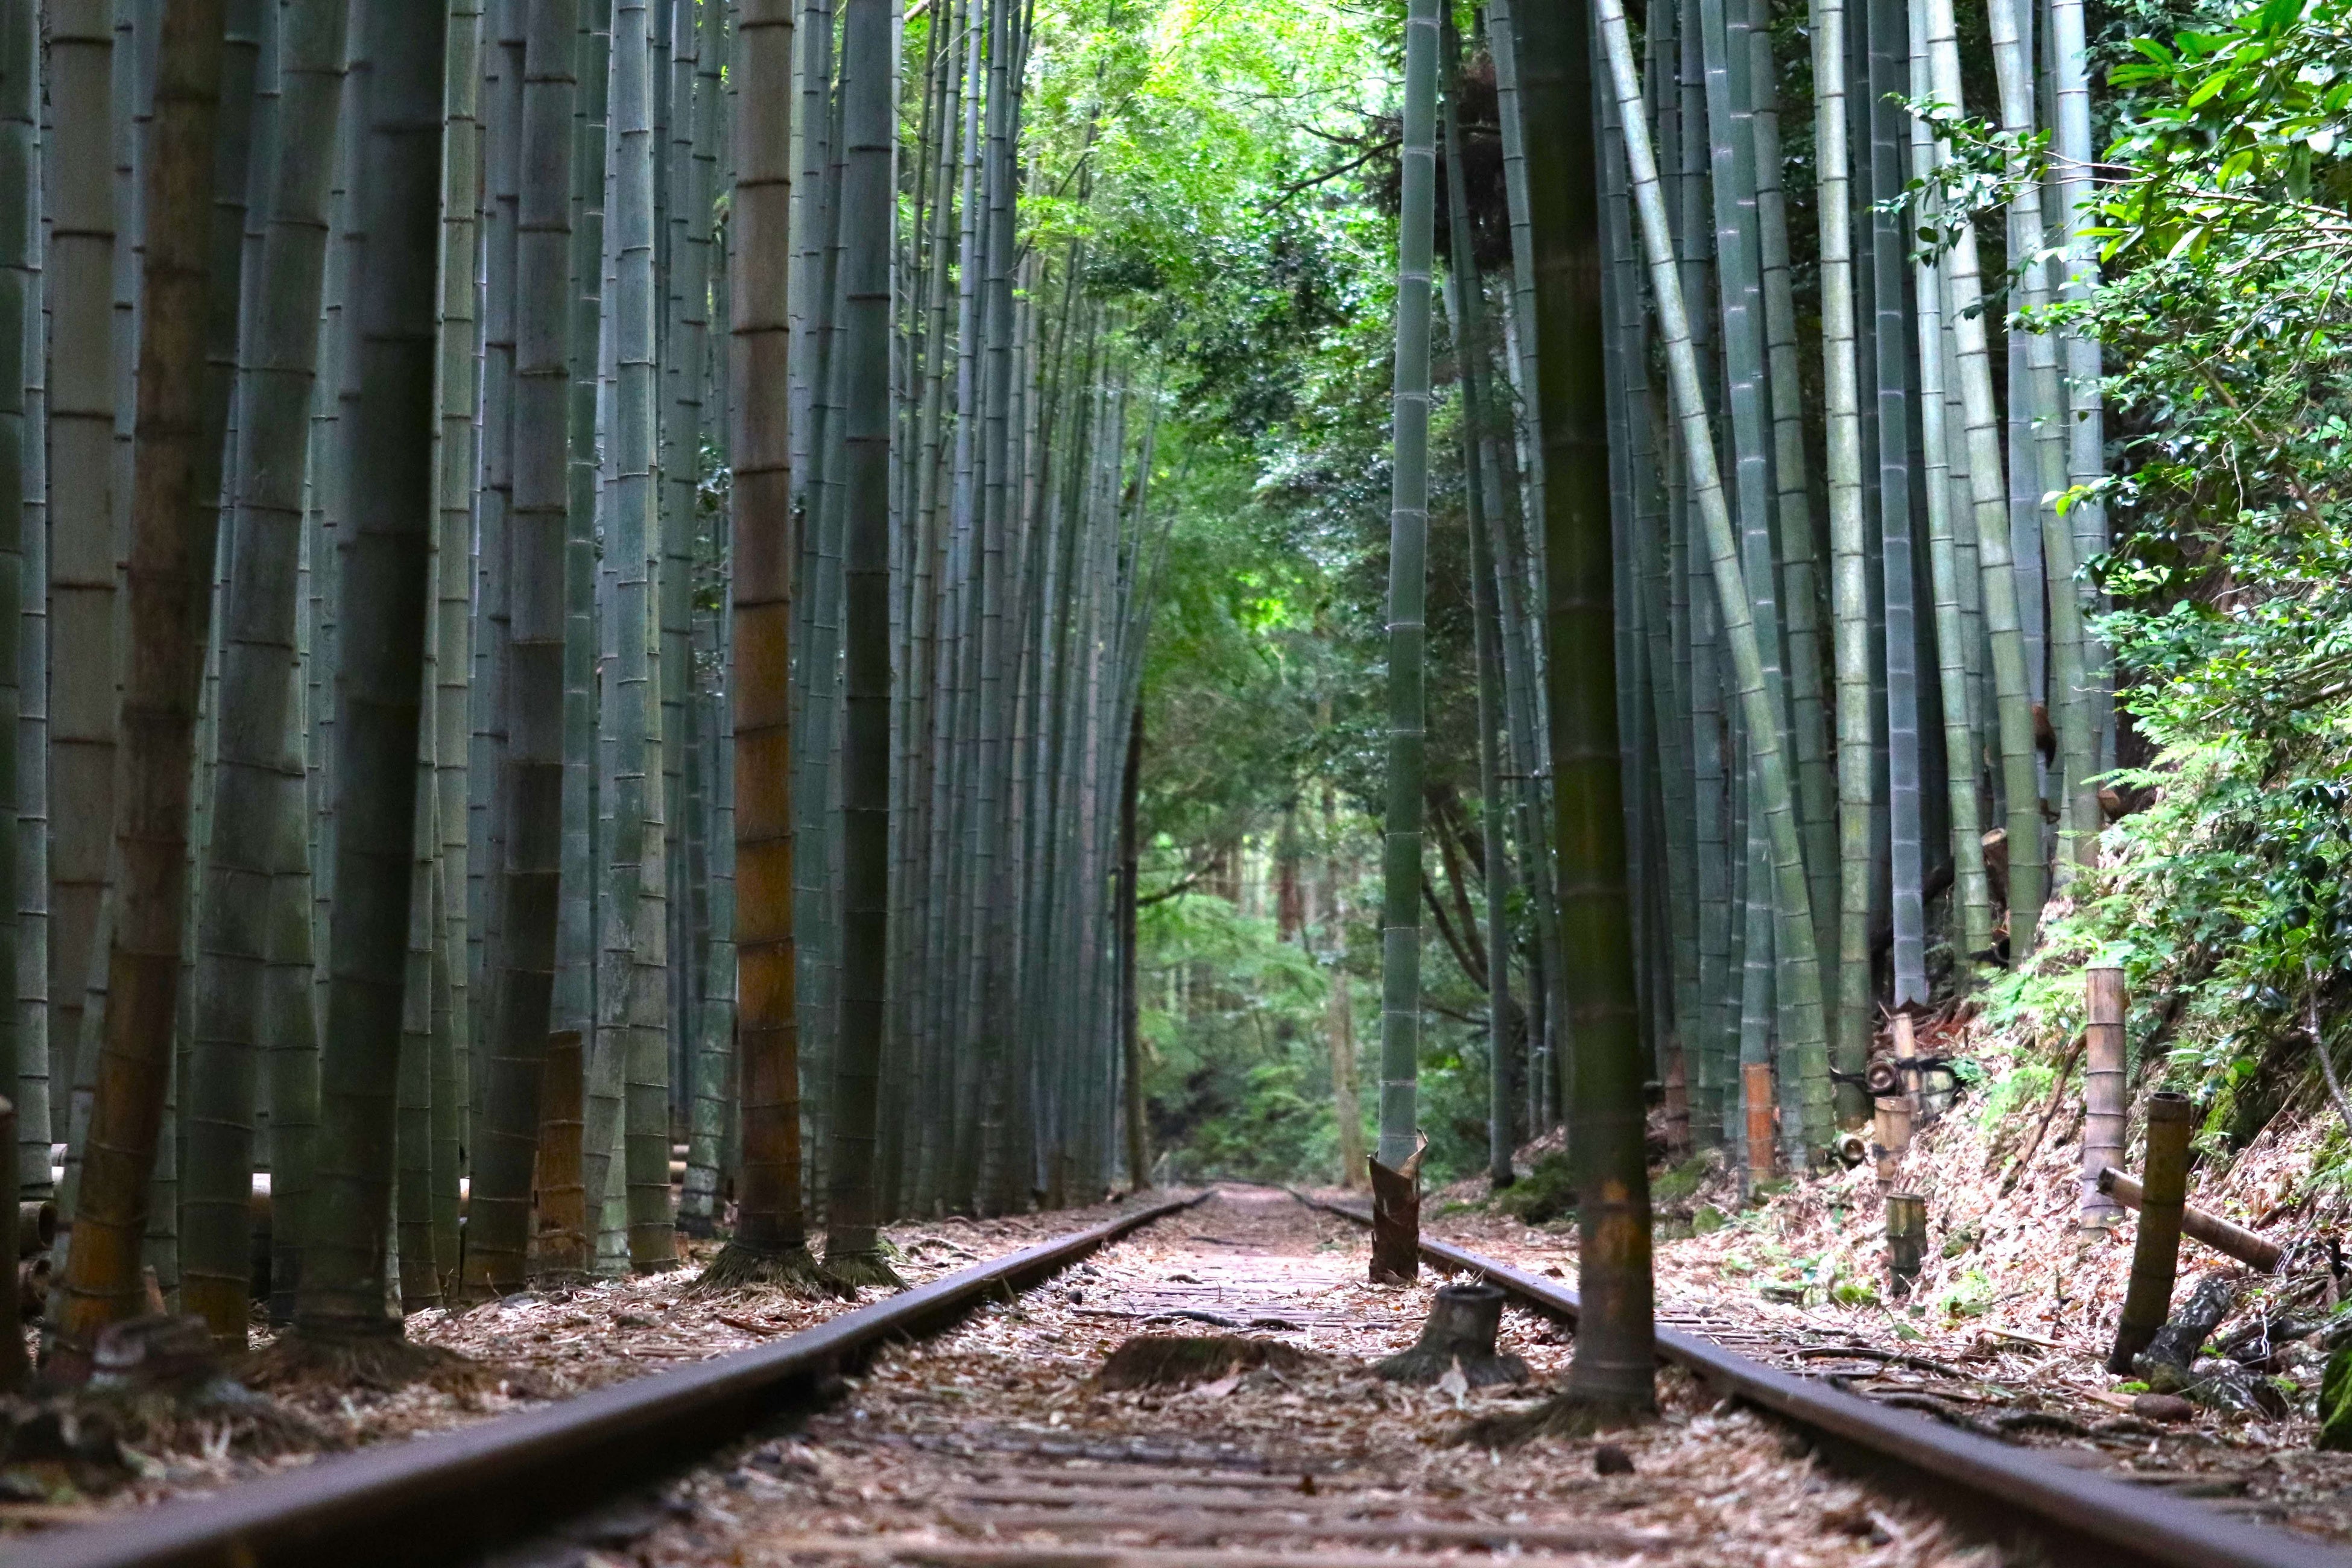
[0,1198,1154,1538]
[1413,1011,2352,1544]
[613,1185,1994,1567]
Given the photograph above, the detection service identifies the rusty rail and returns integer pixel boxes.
[36,1191,1210,1568]
[1291,1190,2351,1568]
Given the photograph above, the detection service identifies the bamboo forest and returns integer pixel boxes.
[19,0,2352,1553]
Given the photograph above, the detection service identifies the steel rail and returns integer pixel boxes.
[1292,1189,2352,1568]
[31,1191,1210,1568]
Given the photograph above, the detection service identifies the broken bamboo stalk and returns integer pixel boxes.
[1743,1061,1775,1190]
[2081,965,2126,1233]
[2108,1092,2193,1375]
[1885,1192,1926,1299]
[2096,1165,2281,1272]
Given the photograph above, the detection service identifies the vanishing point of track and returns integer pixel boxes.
[27,1186,2352,1568]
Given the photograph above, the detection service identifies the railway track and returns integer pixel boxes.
[25,1184,2352,1568]
[1297,1189,2352,1568]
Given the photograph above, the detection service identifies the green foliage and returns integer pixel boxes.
[1946,0,2352,1136]
[1494,1150,1577,1225]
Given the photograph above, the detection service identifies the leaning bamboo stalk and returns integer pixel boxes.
[2107,1093,2193,1374]
[1597,0,1832,1151]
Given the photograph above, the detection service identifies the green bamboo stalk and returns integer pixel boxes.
[292,0,449,1346]
[14,84,43,1187]
[1525,0,1655,1411]
[1440,33,1518,1186]
[0,0,29,1199]
[1924,0,2043,958]
[610,0,675,1274]
[463,0,580,1297]
[1747,0,1834,984]
[2049,0,2106,789]
[1986,0,2092,876]
[1374,0,1440,1198]
[1599,0,1829,1156]
[51,0,230,1370]
[1906,0,1993,975]
[187,0,348,1346]
[45,0,116,1143]
[704,0,819,1289]
[432,0,484,1282]
[821,0,900,1288]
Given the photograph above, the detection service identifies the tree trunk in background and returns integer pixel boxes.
[1528,0,1653,1414]
[465,0,578,1298]
[706,0,821,1291]
[292,0,448,1344]
[1371,0,1438,1280]
[50,0,229,1374]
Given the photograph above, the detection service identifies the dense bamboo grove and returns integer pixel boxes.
[11,0,1182,1364]
[1,0,2110,1401]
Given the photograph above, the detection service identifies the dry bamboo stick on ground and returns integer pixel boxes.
[2096,1165,2282,1272]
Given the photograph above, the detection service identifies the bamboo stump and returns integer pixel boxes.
[1375,1282,1530,1387]
[1742,1061,1775,1192]
[2081,966,2126,1234]
[2108,1092,2193,1375]
[1885,1192,1925,1299]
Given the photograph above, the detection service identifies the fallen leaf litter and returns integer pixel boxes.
[619,1187,1999,1568]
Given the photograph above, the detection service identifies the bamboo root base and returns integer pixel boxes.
[821,1249,909,1293]
[1456,1390,1652,1448]
[239,1330,537,1399]
[692,1241,844,1298]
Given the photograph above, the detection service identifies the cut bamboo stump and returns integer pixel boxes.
[17,1198,53,1256]
[1742,1061,1775,1191]
[2081,966,2126,1234]
[1374,1282,1530,1387]
[1368,1142,1424,1285]
[2096,1165,2280,1272]
[2108,1092,2193,1375]
[1885,1192,1925,1299]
